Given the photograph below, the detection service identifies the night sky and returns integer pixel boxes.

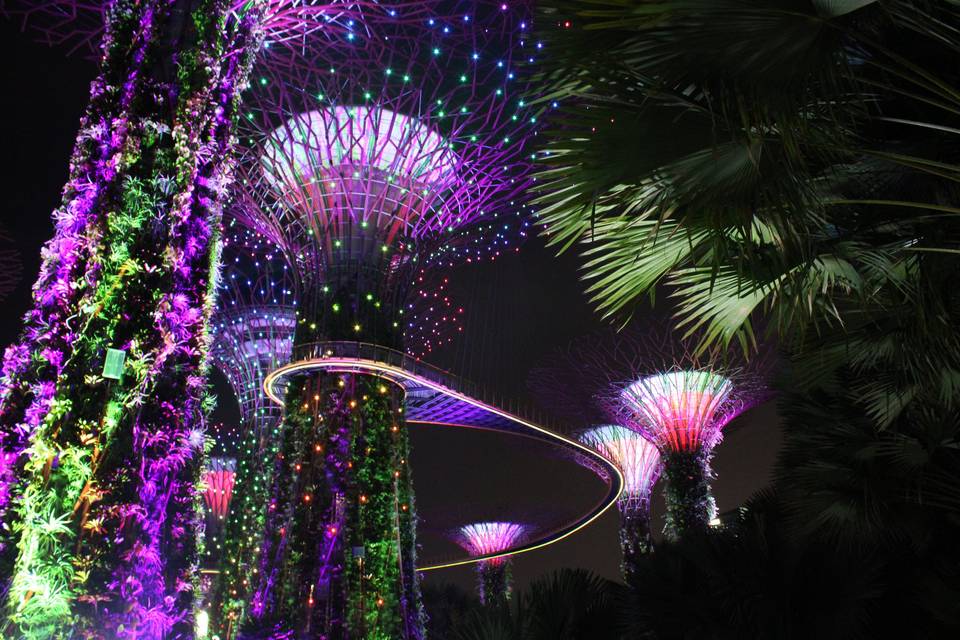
[0,20,782,593]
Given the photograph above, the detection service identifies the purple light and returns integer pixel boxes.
[456,521,528,562]
[579,425,660,509]
[259,106,460,251]
[619,371,734,453]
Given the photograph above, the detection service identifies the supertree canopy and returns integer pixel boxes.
[531,323,772,556]
[620,371,735,454]
[455,522,529,605]
[578,425,660,586]
[230,3,537,639]
[600,328,774,540]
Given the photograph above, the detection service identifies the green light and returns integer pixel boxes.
[332,303,341,313]
[102,348,126,380]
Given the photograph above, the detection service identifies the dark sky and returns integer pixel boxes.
[0,20,783,593]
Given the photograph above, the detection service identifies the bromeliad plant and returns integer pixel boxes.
[0,1,264,636]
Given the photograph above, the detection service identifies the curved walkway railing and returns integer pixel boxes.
[264,340,624,571]
[288,340,570,433]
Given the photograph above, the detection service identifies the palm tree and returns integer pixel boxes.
[453,569,623,640]
[535,2,957,359]
[533,0,960,530]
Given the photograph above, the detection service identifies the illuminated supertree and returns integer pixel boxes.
[529,344,661,585]
[598,328,774,540]
[454,522,529,606]
[0,3,393,636]
[0,2,266,636]
[578,425,659,585]
[207,231,296,637]
[232,3,536,638]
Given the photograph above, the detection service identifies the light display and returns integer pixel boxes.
[620,371,734,454]
[532,323,772,548]
[205,232,296,637]
[599,329,774,540]
[0,1,264,636]
[455,522,529,605]
[529,338,661,583]
[579,425,660,586]
[204,456,238,521]
[233,2,537,637]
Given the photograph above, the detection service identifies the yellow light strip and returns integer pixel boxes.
[263,356,624,571]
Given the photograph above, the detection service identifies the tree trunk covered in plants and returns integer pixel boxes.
[246,372,424,640]
[661,448,715,540]
[477,560,512,606]
[0,0,263,636]
[211,406,285,638]
[618,505,653,587]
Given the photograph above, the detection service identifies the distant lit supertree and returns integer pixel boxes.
[232,3,537,638]
[207,230,296,636]
[598,328,774,539]
[578,425,659,585]
[529,345,661,585]
[455,522,529,605]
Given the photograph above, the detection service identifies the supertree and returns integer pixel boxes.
[598,328,774,540]
[578,425,659,586]
[0,3,398,636]
[529,344,661,585]
[231,3,537,637]
[0,2,266,636]
[454,522,529,606]
[206,230,297,639]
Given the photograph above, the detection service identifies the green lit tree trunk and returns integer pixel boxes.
[247,371,423,639]
[661,449,715,540]
[212,408,284,637]
[618,506,653,587]
[477,560,513,606]
[0,1,263,636]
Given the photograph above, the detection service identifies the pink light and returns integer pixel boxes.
[204,457,237,519]
[260,107,459,249]
[457,522,528,565]
[579,425,660,508]
[620,371,733,452]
